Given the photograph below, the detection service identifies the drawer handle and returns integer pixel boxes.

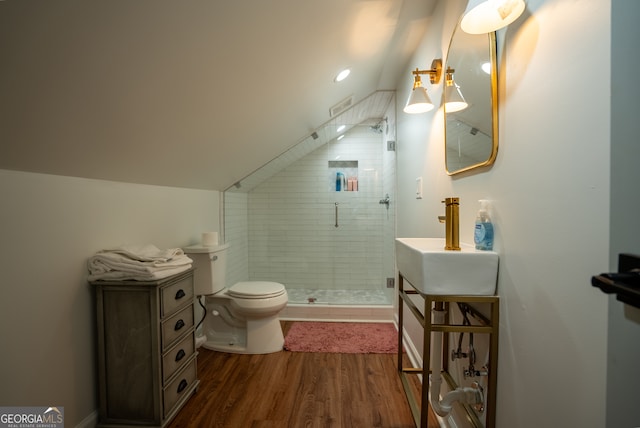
[174,319,185,331]
[175,289,186,300]
[175,349,186,362]
[177,379,188,394]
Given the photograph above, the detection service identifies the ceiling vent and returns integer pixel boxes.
[329,96,353,117]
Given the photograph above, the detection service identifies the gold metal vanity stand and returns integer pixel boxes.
[397,273,499,428]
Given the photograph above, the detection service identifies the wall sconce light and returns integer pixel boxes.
[461,0,526,34]
[403,59,443,114]
[444,68,468,113]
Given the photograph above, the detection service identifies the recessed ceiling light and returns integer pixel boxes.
[337,125,346,133]
[334,69,351,82]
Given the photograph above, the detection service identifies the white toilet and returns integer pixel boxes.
[184,243,288,354]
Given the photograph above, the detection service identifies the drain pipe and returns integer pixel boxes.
[430,303,484,417]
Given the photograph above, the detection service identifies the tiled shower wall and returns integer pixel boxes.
[223,191,249,287]
[225,124,395,304]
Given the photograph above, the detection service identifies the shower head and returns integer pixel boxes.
[369,124,383,134]
[369,117,388,134]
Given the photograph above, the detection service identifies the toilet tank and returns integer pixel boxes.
[183,243,229,296]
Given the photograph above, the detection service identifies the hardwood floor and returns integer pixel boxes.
[168,322,438,428]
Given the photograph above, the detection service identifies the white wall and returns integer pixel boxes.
[395,0,611,427]
[0,169,219,427]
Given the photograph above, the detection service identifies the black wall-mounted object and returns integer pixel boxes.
[592,253,640,308]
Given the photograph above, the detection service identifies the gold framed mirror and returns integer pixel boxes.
[444,24,498,175]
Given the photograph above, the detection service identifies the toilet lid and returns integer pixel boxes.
[228,281,286,299]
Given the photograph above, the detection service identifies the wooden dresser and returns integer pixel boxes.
[91,269,199,427]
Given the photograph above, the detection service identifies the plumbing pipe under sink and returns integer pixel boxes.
[430,304,484,417]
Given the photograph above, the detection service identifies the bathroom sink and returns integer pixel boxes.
[395,238,499,295]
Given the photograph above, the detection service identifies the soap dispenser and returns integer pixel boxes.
[474,199,494,250]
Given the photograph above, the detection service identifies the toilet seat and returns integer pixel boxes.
[228,281,286,299]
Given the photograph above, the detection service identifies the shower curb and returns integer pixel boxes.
[280,304,394,322]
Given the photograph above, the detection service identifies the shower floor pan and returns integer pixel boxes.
[286,288,391,305]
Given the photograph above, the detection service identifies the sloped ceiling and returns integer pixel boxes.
[230,90,395,193]
[0,0,436,190]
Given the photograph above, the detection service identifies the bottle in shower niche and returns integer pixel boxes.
[474,199,494,250]
[335,172,345,191]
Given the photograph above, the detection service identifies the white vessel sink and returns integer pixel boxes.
[395,238,499,295]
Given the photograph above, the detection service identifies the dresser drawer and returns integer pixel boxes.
[162,334,195,383]
[163,359,197,419]
[161,274,193,317]
[161,304,194,351]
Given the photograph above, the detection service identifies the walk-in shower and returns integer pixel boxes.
[223,91,396,310]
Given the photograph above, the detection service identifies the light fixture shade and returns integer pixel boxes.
[403,86,434,114]
[444,82,468,113]
[461,0,526,34]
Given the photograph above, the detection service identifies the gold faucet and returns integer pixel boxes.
[438,197,460,251]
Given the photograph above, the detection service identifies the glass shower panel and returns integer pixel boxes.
[223,91,396,306]
[326,128,388,304]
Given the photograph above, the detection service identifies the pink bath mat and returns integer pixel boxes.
[284,322,398,354]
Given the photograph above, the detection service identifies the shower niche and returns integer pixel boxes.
[329,160,358,192]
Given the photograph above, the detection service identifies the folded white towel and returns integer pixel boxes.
[88,244,193,282]
[98,244,185,263]
[88,264,191,281]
